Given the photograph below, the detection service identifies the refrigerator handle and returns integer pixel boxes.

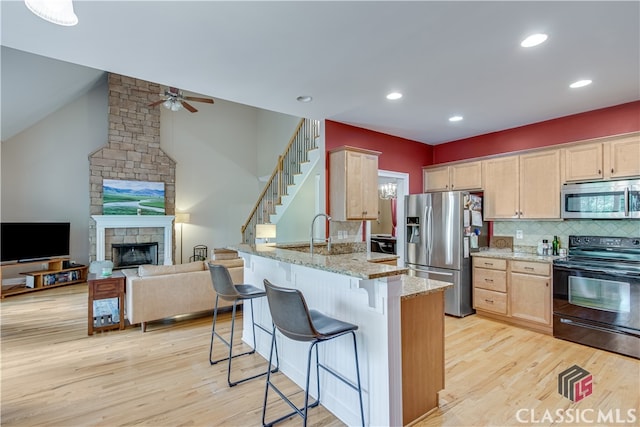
[423,205,429,256]
[428,205,434,255]
[411,267,454,276]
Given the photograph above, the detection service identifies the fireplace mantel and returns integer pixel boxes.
[92,215,174,265]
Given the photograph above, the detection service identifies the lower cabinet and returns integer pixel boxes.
[473,256,552,334]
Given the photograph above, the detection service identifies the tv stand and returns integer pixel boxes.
[1,258,88,298]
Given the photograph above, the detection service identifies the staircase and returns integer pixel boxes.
[241,118,320,243]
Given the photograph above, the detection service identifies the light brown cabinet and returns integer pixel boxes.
[483,150,560,219]
[472,256,552,334]
[510,261,551,327]
[423,161,482,192]
[563,134,640,182]
[329,146,380,221]
[472,257,507,315]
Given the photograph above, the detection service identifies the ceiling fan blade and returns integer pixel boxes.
[184,96,214,104]
[181,101,198,113]
[148,99,165,107]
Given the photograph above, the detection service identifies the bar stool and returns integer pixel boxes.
[261,279,365,427]
[208,264,278,387]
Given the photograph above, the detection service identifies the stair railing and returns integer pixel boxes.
[241,118,319,243]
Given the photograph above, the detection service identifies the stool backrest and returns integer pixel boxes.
[208,264,239,299]
[263,279,318,342]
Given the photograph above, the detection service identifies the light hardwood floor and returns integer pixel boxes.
[1,284,638,426]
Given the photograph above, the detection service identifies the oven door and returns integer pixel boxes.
[553,264,640,358]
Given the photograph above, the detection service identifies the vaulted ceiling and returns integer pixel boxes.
[2,1,638,143]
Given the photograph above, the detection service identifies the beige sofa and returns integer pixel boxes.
[122,257,244,332]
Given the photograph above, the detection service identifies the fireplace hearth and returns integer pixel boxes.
[112,243,158,268]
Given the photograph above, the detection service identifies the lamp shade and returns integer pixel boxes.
[175,213,191,224]
[256,224,276,239]
[24,0,78,26]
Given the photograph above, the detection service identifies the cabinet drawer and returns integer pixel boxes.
[511,260,550,276]
[92,280,124,298]
[473,257,507,271]
[474,288,507,314]
[473,268,507,292]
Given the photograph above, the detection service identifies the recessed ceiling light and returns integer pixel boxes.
[520,33,548,48]
[386,92,403,100]
[569,79,592,89]
[449,115,463,122]
[296,95,313,103]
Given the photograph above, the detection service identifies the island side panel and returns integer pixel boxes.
[401,291,445,425]
[239,252,403,427]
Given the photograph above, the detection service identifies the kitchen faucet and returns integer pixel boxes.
[310,213,331,255]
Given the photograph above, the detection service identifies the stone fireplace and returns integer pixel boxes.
[89,74,177,264]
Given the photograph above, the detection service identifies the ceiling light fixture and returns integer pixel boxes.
[569,79,593,89]
[449,115,463,122]
[24,0,78,26]
[163,98,182,112]
[520,33,548,48]
[379,183,397,200]
[386,92,403,100]
[297,95,313,103]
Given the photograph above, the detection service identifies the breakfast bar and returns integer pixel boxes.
[232,243,451,426]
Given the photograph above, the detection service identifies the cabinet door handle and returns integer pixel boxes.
[546,282,549,287]
[484,278,494,282]
[483,262,493,266]
[485,299,494,304]
[598,169,601,175]
[611,168,615,173]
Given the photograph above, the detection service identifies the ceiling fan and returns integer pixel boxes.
[148,87,214,113]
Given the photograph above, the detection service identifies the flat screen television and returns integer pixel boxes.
[1,222,71,263]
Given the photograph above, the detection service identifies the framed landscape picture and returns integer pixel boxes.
[102,179,165,215]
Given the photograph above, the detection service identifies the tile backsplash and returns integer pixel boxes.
[494,219,640,250]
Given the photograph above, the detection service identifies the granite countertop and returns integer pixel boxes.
[399,274,452,299]
[471,249,562,263]
[230,243,407,280]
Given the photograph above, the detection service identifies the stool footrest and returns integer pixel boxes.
[263,381,320,427]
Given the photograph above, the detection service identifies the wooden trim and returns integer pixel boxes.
[328,145,382,156]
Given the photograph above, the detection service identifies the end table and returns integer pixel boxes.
[88,270,125,335]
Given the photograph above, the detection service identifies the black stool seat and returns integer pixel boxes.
[208,264,278,387]
[262,279,365,427]
[231,284,267,299]
[309,310,358,339]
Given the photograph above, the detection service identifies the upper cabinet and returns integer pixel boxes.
[607,135,640,179]
[483,149,560,220]
[330,146,381,221]
[563,134,640,182]
[423,161,482,192]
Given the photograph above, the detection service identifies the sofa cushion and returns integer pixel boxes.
[138,261,205,277]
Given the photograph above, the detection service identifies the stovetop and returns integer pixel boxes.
[553,235,640,276]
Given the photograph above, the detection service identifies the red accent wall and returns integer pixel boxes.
[325,121,432,194]
[433,101,640,164]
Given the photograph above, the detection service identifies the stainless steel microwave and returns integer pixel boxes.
[561,179,640,219]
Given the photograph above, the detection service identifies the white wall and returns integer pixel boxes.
[160,97,300,260]
[1,81,109,264]
[256,109,300,178]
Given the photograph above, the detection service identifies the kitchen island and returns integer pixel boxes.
[231,243,451,426]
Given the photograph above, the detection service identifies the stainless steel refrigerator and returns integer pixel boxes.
[405,191,485,317]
